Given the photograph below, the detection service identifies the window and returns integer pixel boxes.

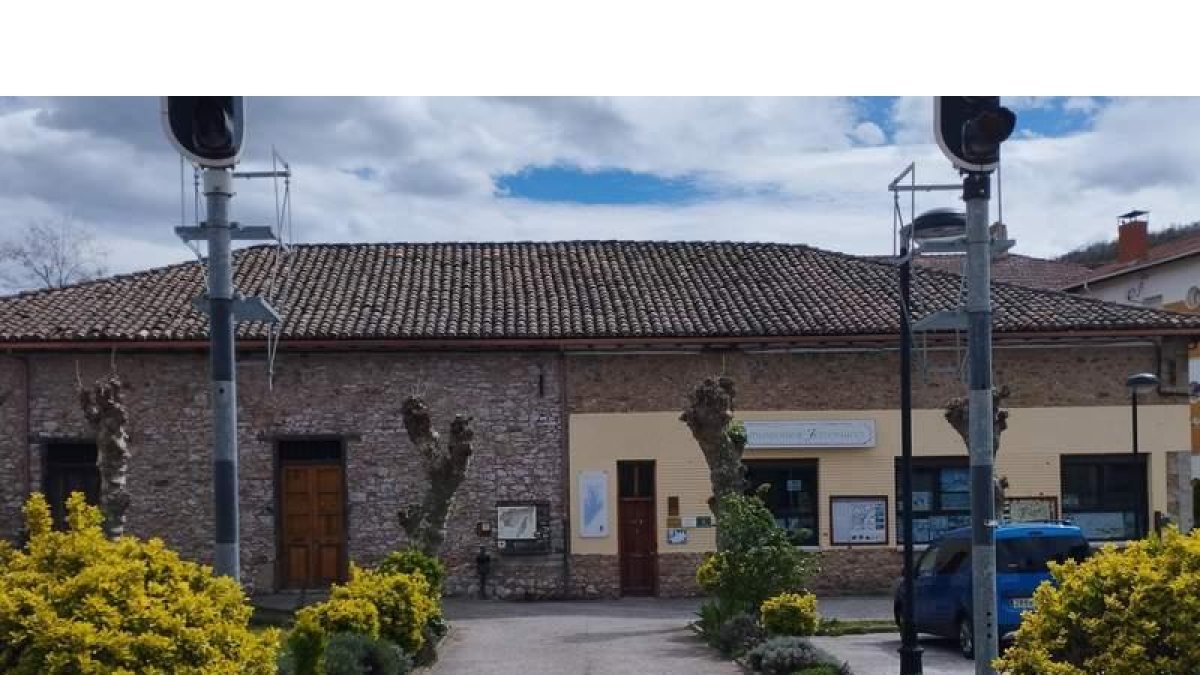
[745,460,818,546]
[916,545,939,576]
[997,535,1091,573]
[933,537,970,575]
[894,457,971,544]
[43,443,100,529]
[1061,455,1147,540]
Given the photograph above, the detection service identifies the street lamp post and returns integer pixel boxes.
[897,214,922,675]
[896,208,969,675]
[1127,372,1159,538]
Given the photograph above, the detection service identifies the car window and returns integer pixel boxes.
[917,545,939,576]
[997,535,1091,573]
[934,537,970,575]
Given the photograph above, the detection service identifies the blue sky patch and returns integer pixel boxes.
[495,166,712,205]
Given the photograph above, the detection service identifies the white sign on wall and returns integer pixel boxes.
[744,420,876,449]
[578,471,609,538]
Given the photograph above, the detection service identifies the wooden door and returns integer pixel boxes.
[281,462,345,588]
[618,461,657,596]
[44,443,100,530]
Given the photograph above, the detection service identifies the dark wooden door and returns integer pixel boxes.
[281,462,346,588]
[618,461,657,596]
[44,443,100,530]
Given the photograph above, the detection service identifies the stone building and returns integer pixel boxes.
[0,241,1196,598]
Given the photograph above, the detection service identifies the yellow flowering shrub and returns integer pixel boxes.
[286,563,438,674]
[761,592,819,636]
[696,552,723,591]
[0,492,279,675]
[332,564,437,655]
[996,527,1200,675]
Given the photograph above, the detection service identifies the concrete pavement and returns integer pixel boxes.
[810,633,976,675]
[430,597,738,675]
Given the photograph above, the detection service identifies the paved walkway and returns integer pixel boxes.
[430,598,737,675]
[811,633,975,675]
[428,595,897,675]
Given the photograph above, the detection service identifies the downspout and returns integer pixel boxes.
[559,350,572,597]
[23,355,31,502]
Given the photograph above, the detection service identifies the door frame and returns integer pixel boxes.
[273,436,350,590]
[617,460,658,597]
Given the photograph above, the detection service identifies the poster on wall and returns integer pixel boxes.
[1006,496,1057,523]
[578,471,608,538]
[830,496,888,545]
[496,505,538,540]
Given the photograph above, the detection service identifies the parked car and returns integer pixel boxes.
[892,522,1091,659]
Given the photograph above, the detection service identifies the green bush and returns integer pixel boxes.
[795,664,852,675]
[996,527,1200,674]
[713,612,765,656]
[376,549,446,595]
[697,493,819,615]
[289,596,383,675]
[761,592,820,636]
[746,636,824,675]
[322,632,411,675]
[288,564,440,673]
[0,492,280,674]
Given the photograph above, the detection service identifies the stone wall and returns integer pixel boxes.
[0,357,28,539]
[567,554,620,599]
[811,549,903,595]
[566,343,1175,414]
[658,552,706,598]
[0,350,566,595]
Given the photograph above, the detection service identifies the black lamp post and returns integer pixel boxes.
[1126,372,1159,538]
[897,208,967,675]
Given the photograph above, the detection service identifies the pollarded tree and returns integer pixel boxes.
[78,371,131,539]
[680,376,747,509]
[398,396,474,557]
[943,385,1011,516]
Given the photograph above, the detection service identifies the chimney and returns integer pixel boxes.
[1117,210,1150,264]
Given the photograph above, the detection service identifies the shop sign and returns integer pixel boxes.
[744,420,876,448]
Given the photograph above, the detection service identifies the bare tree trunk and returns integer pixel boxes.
[398,396,474,557]
[944,385,1011,517]
[680,376,747,510]
[78,373,131,539]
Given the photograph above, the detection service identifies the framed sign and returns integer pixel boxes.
[495,500,551,555]
[830,496,889,546]
[1006,496,1058,523]
[578,471,609,538]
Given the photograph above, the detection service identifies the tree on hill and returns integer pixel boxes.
[1057,220,1200,267]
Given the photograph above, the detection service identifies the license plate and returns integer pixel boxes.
[1010,597,1035,611]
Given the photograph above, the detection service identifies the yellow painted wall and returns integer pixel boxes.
[568,406,1189,555]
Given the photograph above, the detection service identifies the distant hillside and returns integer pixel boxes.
[1057,220,1200,267]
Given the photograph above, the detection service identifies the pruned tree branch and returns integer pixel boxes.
[681,376,747,509]
[78,372,131,539]
[944,385,1012,516]
[398,396,474,557]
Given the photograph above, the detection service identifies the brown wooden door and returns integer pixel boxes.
[281,462,345,588]
[618,461,657,596]
[44,443,100,530]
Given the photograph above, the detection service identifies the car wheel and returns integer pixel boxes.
[958,615,974,660]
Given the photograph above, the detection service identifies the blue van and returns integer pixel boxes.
[892,522,1091,659]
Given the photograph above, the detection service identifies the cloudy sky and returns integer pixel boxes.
[1,96,1197,282]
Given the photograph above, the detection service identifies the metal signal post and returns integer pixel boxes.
[163,97,280,580]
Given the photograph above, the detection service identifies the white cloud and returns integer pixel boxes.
[851,121,886,146]
[1,96,1199,288]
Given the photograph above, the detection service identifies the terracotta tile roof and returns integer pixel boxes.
[1070,231,1200,286]
[1,241,1198,345]
[912,254,1093,291]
